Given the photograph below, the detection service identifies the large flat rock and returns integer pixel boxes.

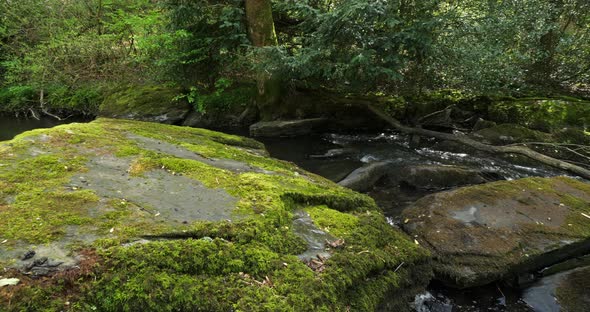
[402,177,590,288]
[0,118,429,311]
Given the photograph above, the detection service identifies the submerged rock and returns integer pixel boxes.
[402,177,590,289]
[0,118,430,311]
[338,161,393,192]
[310,148,358,159]
[339,163,496,196]
[390,165,494,190]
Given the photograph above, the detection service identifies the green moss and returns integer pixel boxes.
[99,85,190,118]
[0,118,430,310]
[306,205,359,238]
[194,85,256,114]
[0,189,98,243]
[487,98,590,131]
[556,267,590,312]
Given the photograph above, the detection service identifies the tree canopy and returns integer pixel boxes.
[0,0,589,115]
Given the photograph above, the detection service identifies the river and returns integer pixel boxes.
[0,115,90,141]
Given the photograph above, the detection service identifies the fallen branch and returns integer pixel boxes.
[41,108,71,121]
[508,142,590,167]
[28,108,40,121]
[39,89,71,121]
[367,104,590,180]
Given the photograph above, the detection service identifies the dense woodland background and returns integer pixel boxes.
[1,0,589,116]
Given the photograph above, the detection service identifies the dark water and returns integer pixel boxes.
[0,115,90,141]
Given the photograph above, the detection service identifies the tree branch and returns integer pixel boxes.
[366,104,590,180]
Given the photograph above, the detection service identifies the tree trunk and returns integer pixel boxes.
[245,0,277,47]
[245,0,281,120]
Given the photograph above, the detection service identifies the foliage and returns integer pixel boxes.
[1,0,589,115]
[428,0,590,93]
[269,0,590,94]
[176,79,256,113]
[0,0,167,113]
[485,98,590,131]
[162,0,250,87]
[270,0,440,92]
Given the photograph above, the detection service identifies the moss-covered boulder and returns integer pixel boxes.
[471,123,590,166]
[0,119,430,311]
[472,124,553,145]
[555,266,590,312]
[401,177,590,289]
[486,97,590,132]
[181,85,258,130]
[99,85,191,124]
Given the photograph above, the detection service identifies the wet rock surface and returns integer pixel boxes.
[72,156,239,223]
[291,210,335,262]
[387,165,495,190]
[402,177,590,289]
[249,118,329,137]
[338,160,393,192]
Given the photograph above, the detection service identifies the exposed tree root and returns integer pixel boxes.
[367,104,590,180]
[39,89,71,121]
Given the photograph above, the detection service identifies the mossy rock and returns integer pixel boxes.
[402,177,590,289]
[471,123,590,165]
[555,266,590,312]
[0,119,430,311]
[552,127,590,145]
[99,85,191,124]
[182,85,258,130]
[486,98,590,132]
[472,123,553,145]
